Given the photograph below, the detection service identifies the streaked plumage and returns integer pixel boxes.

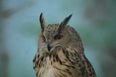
[33,13,96,77]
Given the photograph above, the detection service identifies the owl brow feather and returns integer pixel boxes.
[39,13,46,32]
[58,14,72,33]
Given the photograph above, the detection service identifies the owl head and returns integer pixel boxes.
[39,13,82,51]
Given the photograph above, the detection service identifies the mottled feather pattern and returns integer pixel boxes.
[34,46,80,77]
[33,45,96,77]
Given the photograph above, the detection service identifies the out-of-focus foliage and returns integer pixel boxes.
[0,0,116,77]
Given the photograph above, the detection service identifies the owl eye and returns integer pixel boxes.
[54,35,63,40]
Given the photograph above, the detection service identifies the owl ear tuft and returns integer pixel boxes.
[58,14,72,33]
[40,13,46,32]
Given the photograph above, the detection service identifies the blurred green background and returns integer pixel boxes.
[0,0,116,77]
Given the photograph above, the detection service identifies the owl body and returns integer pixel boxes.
[33,13,96,77]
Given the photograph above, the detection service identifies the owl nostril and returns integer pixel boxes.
[47,44,52,51]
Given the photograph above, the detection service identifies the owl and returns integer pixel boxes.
[33,13,96,77]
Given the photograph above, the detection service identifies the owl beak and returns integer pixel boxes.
[47,44,52,51]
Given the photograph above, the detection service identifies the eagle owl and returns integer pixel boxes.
[33,13,96,77]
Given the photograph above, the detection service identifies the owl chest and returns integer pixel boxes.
[34,46,78,77]
[37,56,72,77]
[39,67,55,77]
[38,57,58,77]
